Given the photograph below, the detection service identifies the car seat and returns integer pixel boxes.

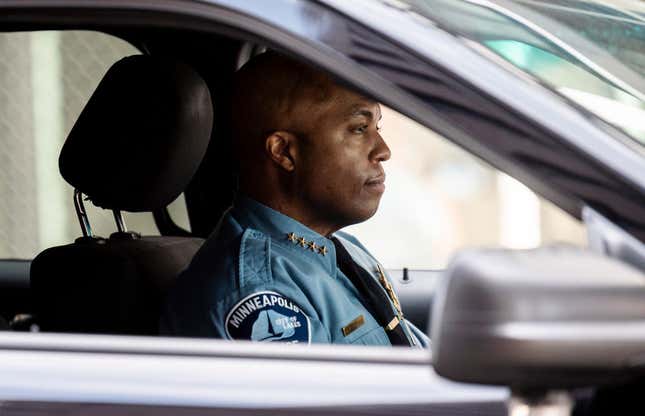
[30,55,213,335]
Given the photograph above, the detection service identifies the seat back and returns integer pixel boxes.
[30,55,213,335]
[32,236,203,335]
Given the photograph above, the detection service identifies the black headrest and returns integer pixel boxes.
[59,55,213,212]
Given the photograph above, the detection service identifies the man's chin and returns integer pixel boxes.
[318,194,382,229]
[344,200,381,226]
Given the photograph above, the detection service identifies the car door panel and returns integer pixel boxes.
[0,401,506,416]
[0,333,508,414]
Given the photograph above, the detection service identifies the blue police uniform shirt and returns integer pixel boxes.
[161,195,429,348]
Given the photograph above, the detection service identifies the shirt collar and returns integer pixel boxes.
[231,195,337,269]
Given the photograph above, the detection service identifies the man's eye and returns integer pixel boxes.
[352,125,368,134]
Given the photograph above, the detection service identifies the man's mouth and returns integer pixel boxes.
[364,174,386,193]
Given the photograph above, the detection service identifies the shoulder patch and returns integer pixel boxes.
[225,291,311,344]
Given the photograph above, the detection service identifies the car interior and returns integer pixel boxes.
[0,29,241,333]
[31,54,212,335]
[0,27,438,337]
[0,10,613,341]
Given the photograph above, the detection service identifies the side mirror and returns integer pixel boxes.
[431,247,645,413]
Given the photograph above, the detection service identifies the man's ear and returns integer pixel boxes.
[265,131,297,172]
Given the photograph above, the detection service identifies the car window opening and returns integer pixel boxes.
[0,27,587,345]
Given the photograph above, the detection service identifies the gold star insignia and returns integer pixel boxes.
[318,246,328,256]
[308,241,318,252]
[298,237,307,248]
[287,232,297,243]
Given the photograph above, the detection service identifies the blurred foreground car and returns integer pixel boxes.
[0,0,644,415]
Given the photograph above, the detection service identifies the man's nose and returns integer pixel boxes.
[371,132,391,162]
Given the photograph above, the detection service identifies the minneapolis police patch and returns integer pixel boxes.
[225,291,310,344]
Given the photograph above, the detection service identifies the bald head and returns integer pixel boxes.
[230,51,390,235]
[231,51,335,163]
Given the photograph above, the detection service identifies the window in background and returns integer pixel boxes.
[0,31,189,259]
[345,107,587,269]
[167,193,192,232]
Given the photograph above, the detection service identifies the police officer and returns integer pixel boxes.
[161,52,429,347]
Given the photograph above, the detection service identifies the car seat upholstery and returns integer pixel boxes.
[30,55,213,335]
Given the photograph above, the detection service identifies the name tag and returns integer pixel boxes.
[342,315,365,337]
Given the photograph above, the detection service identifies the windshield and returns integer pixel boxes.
[401,0,645,147]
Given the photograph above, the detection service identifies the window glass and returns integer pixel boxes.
[0,31,171,259]
[485,39,645,141]
[513,0,645,76]
[345,107,587,269]
[405,0,645,146]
